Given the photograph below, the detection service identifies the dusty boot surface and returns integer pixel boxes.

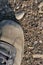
[0,20,24,65]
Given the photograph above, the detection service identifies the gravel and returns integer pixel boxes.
[0,0,43,65]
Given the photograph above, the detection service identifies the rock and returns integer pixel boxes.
[15,3,20,10]
[34,41,38,45]
[34,0,38,3]
[38,2,43,13]
[39,40,42,43]
[15,11,25,20]
[14,0,16,3]
[29,47,34,50]
[33,54,43,59]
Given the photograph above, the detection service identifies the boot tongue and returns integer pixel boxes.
[0,41,16,65]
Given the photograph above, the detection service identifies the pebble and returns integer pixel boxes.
[33,54,43,59]
[15,3,20,10]
[16,6,20,9]
[15,11,25,20]
[35,0,38,3]
[29,47,34,50]
[38,2,43,13]
[34,41,38,45]
[14,0,16,3]
[39,40,42,43]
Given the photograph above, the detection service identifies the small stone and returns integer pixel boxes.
[29,47,34,50]
[39,27,42,30]
[38,2,43,13]
[35,0,37,3]
[14,0,16,3]
[15,11,25,20]
[33,54,43,59]
[15,3,20,10]
[34,41,38,45]
[39,40,42,43]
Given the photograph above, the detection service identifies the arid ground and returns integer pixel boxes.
[0,0,43,65]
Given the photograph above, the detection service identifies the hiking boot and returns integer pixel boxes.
[0,20,24,65]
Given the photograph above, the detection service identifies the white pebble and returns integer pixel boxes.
[34,41,38,45]
[15,11,25,20]
[39,40,42,43]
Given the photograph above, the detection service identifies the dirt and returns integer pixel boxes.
[0,0,43,65]
[14,0,43,65]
